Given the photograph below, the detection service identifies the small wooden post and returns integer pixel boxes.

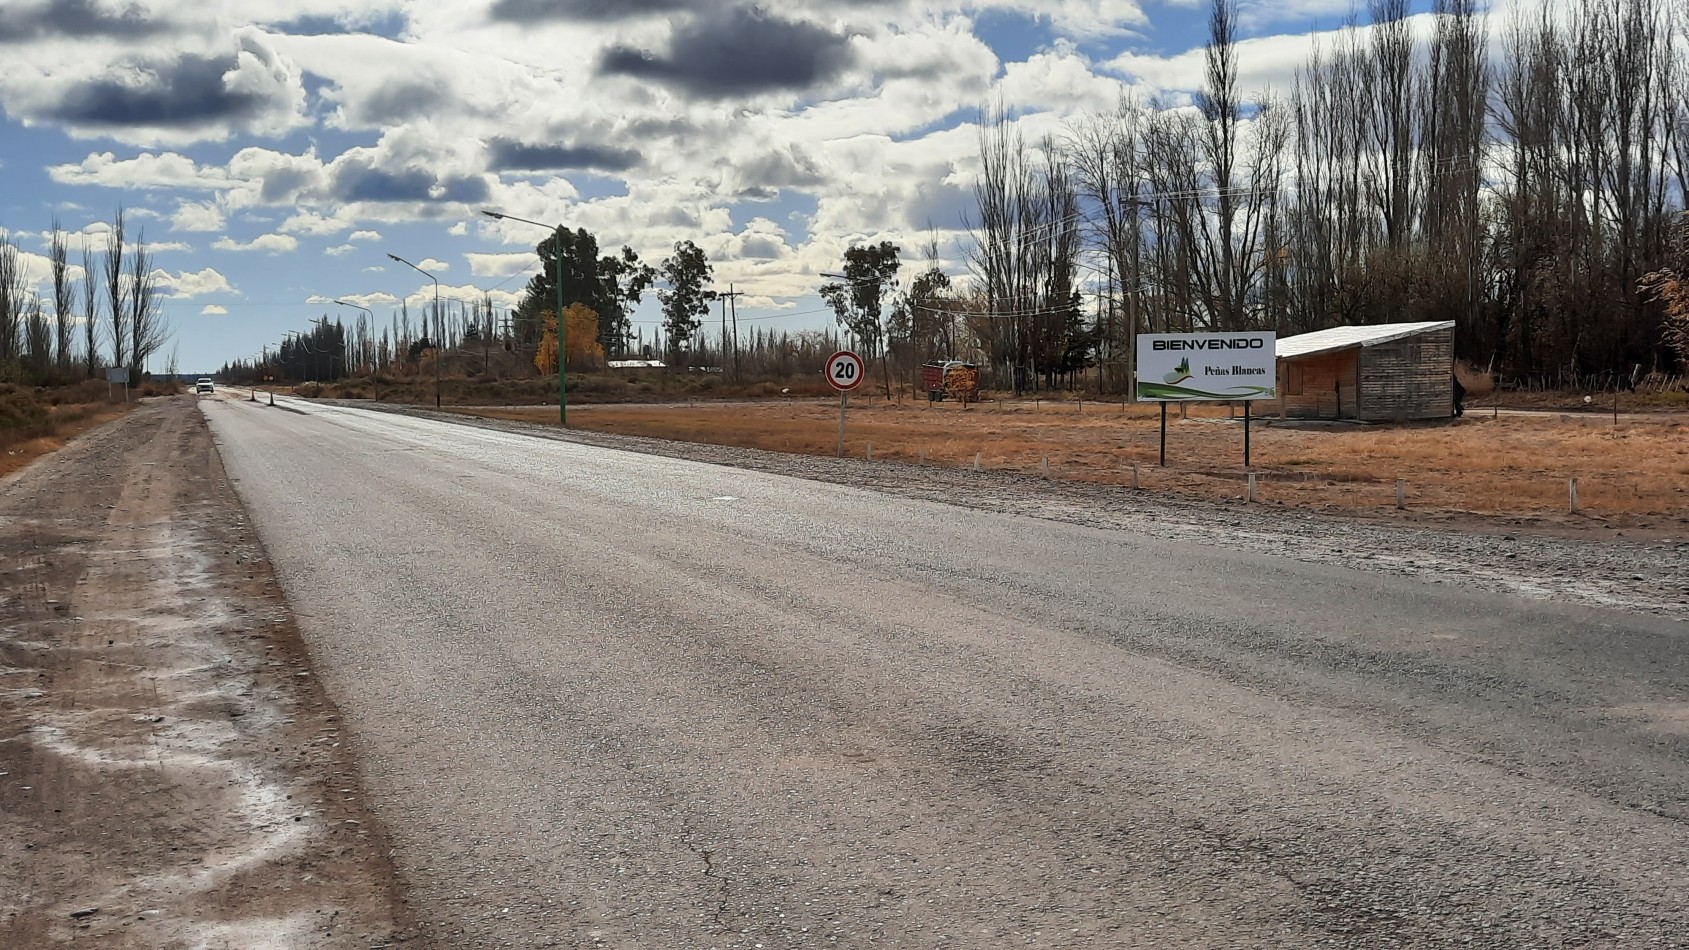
[1396,478,1406,510]
[1569,477,1580,513]
[1041,456,1050,479]
[973,451,981,472]
[1247,472,1258,503]
[1131,463,1140,489]
[866,441,873,461]
[918,447,926,464]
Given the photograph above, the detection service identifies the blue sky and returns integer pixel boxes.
[0,0,1424,372]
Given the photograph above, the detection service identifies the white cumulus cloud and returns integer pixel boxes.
[172,200,226,232]
[212,233,299,254]
[152,267,235,298]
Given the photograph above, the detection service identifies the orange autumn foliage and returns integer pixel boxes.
[534,304,604,374]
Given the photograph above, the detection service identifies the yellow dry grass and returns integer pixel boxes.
[0,403,133,480]
[448,399,1689,530]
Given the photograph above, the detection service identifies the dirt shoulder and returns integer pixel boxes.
[0,397,410,948]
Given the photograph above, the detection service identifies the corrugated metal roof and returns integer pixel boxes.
[1276,321,1455,360]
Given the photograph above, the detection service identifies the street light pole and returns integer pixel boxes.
[334,299,373,379]
[387,253,442,408]
[482,210,567,426]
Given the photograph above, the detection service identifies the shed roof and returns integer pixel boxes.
[1276,321,1455,360]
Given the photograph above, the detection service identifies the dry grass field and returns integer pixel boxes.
[0,383,142,481]
[449,398,1689,534]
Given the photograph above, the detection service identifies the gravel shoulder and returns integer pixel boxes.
[0,396,409,948]
[352,399,1687,622]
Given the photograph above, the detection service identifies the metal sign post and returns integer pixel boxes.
[1244,401,1252,468]
[1159,401,1167,467]
[106,366,129,402]
[826,350,865,457]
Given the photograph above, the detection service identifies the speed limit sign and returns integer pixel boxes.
[826,350,865,392]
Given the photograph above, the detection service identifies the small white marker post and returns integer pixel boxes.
[1396,478,1406,510]
[1132,463,1140,489]
[1041,456,1050,479]
[919,447,926,464]
[973,451,981,472]
[827,350,865,458]
[1247,472,1258,503]
[1570,477,1580,513]
[866,441,873,461]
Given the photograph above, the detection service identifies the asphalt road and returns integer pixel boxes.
[202,394,1689,949]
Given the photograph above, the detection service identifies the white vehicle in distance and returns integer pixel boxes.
[195,378,215,395]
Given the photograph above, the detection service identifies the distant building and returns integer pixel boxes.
[1275,321,1455,421]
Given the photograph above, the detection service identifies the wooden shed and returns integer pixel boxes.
[1274,321,1455,421]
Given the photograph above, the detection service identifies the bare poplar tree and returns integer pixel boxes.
[24,293,52,376]
[0,234,23,368]
[1198,0,1245,329]
[50,221,73,375]
[81,240,99,377]
[1067,100,1150,390]
[1367,0,1419,247]
[127,233,168,375]
[105,209,128,373]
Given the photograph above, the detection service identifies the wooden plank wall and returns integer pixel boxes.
[1357,329,1454,420]
[1275,352,1360,419]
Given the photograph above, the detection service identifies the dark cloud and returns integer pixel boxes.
[736,147,824,189]
[0,0,165,43]
[260,167,316,204]
[331,160,490,205]
[263,10,407,37]
[901,181,975,232]
[600,7,853,98]
[488,0,689,23]
[436,175,490,204]
[487,139,642,173]
[42,55,271,129]
[331,161,435,203]
[355,81,448,123]
[738,234,784,259]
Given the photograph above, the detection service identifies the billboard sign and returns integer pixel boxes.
[1136,332,1276,401]
[106,366,130,384]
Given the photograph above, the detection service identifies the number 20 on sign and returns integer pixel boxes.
[827,350,865,457]
[828,350,865,391]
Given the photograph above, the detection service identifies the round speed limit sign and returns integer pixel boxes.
[826,350,865,392]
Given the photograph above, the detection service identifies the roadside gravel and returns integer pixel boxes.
[352,400,1687,622]
[0,398,408,947]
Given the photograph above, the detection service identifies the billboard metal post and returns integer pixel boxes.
[1244,401,1252,468]
[1159,401,1167,467]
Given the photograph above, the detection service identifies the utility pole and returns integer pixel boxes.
[717,294,727,371]
[717,286,745,384]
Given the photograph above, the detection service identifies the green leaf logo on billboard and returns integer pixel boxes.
[1164,356,1192,385]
